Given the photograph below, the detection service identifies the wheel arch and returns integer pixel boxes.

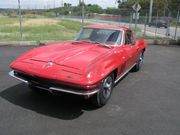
[142,48,146,53]
[112,68,118,80]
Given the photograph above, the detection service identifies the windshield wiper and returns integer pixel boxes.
[79,40,112,49]
[95,42,113,49]
[85,40,111,48]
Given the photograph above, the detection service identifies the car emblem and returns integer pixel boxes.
[43,61,53,69]
[48,61,53,66]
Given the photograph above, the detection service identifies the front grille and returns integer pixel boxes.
[14,70,87,91]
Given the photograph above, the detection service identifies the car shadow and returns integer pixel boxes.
[0,83,98,120]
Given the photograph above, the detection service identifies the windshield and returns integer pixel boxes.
[76,28,122,46]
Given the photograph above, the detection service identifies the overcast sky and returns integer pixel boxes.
[0,0,117,9]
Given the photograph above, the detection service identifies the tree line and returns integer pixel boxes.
[117,0,180,16]
[54,0,179,17]
[1,0,179,18]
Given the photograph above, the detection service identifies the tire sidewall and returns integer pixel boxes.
[133,51,144,72]
[96,73,114,106]
[137,52,144,69]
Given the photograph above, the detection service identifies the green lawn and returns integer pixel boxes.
[0,17,82,41]
[0,17,19,25]
[0,17,170,42]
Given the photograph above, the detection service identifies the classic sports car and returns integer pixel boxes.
[9,24,147,107]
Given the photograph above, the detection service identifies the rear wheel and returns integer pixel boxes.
[91,73,114,107]
[133,51,144,72]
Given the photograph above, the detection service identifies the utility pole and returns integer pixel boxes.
[18,0,23,41]
[81,0,85,27]
[132,3,141,35]
[135,9,138,32]
[53,0,55,8]
[149,0,153,23]
[174,6,180,40]
[144,13,148,35]
[61,0,64,7]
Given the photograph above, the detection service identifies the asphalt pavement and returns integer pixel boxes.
[0,45,180,135]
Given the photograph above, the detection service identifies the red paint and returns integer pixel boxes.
[10,25,147,92]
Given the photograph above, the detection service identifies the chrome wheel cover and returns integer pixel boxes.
[139,53,144,68]
[102,76,113,99]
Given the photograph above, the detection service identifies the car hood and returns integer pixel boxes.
[23,41,113,71]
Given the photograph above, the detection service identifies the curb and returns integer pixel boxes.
[0,41,38,46]
[0,40,60,46]
[146,39,180,46]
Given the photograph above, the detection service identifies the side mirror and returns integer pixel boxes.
[132,41,136,45]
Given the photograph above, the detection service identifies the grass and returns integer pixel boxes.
[0,17,82,41]
[0,17,174,42]
[0,17,19,25]
[170,21,180,27]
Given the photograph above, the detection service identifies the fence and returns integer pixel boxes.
[59,9,180,41]
[0,8,179,42]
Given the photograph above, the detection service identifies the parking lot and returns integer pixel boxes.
[0,45,180,135]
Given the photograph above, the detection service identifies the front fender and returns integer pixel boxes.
[84,50,126,85]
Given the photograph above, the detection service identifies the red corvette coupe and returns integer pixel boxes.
[9,24,147,107]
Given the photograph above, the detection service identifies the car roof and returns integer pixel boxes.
[83,24,130,31]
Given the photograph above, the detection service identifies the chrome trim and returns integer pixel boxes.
[9,70,99,96]
[50,87,99,96]
[9,70,28,84]
[115,63,136,84]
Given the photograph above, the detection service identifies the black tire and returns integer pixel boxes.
[91,73,114,107]
[132,51,144,72]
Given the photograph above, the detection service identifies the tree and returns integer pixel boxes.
[86,4,104,14]
[105,8,120,15]
[64,3,72,7]
[118,0,149,10]
[117,0,179,17]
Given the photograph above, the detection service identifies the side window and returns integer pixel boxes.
[125,31,133,45]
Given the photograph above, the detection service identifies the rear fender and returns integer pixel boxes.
[136,39,148,52]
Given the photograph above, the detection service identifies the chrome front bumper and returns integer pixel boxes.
[9,70,99,96]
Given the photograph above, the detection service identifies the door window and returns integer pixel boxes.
[124,31,133,45]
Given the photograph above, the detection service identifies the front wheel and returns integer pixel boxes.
[133,51,144,72]
[91,73,114,107]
